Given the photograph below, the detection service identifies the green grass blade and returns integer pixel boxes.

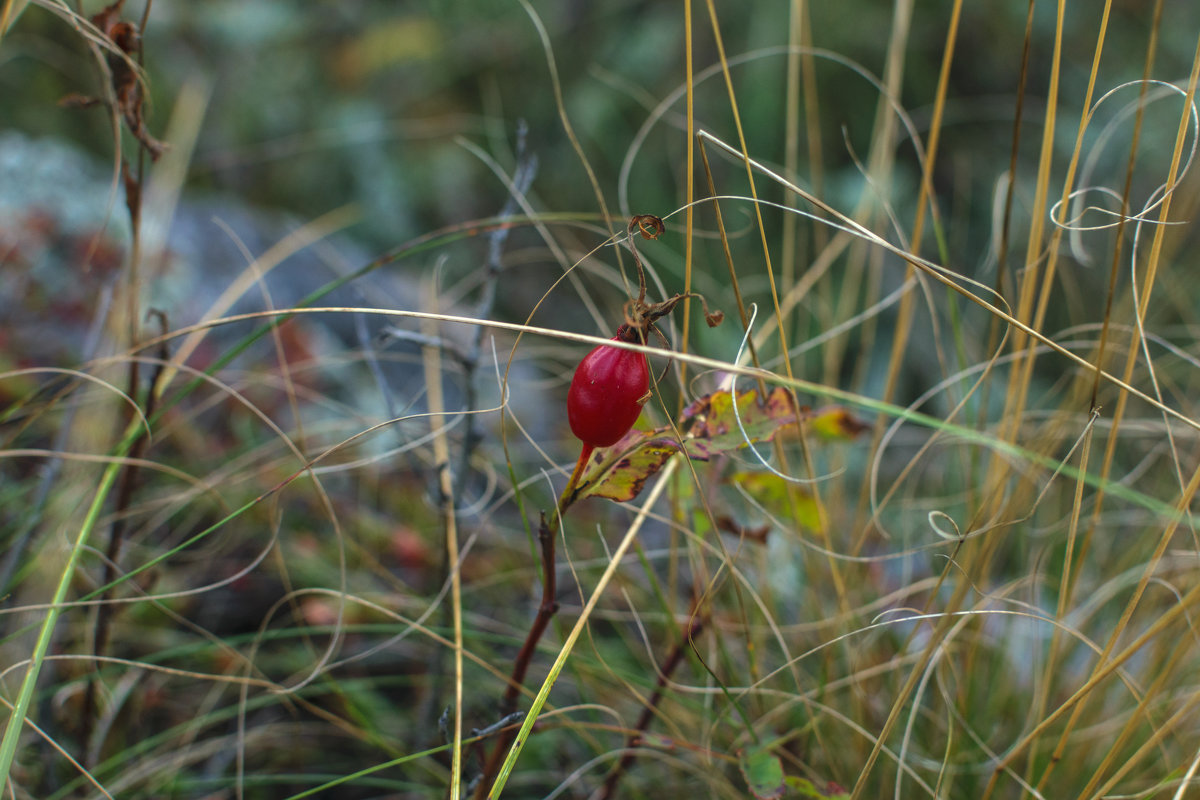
[0,415,141,788]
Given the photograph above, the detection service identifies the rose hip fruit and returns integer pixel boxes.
[567,324,649,448]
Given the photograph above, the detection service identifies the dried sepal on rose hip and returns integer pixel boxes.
[564,216,724,492]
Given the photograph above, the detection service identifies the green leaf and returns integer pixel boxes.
[784,776,850,799]
[731,470,822,534]
[806,406,870,440]
[740,745,786,800]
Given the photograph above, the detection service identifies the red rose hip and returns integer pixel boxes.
[567,324,649,448]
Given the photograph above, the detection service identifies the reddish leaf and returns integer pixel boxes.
[680,386,799,458]
[715,514,771,544]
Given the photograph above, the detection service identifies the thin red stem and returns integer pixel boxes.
[561,442,594,509]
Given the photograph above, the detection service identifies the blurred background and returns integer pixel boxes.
[5,0,1199,400]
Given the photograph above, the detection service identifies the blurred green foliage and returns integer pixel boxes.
[4,0,1194,269]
